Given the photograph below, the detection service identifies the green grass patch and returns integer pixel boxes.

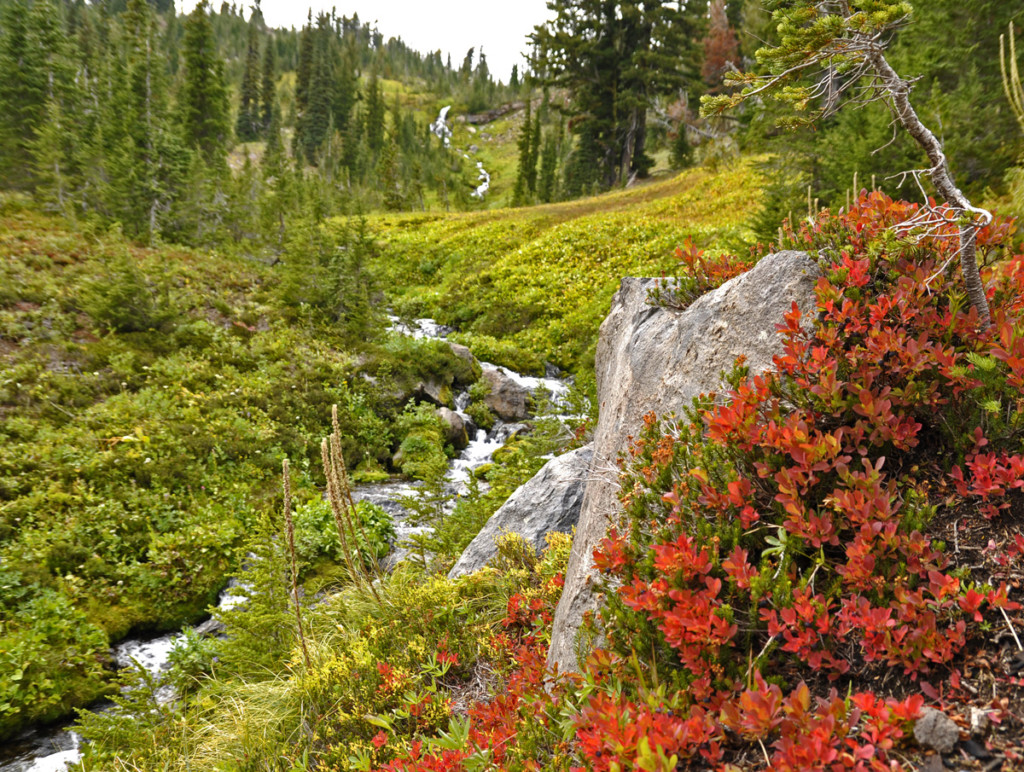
[359,160,764,371]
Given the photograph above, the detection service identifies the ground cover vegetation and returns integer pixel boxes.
[2,0,1024,767]
[366,161,763,373]
[73,192,1024,771]
[0,200,485,739]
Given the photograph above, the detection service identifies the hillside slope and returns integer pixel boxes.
[362,160,764,372]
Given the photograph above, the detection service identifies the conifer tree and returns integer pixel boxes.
[260,34,277,134]
[537,125,560,203]
[32,96,73,215]
[294,13,314,126]
[296,13,333,163]
[532,0,697,189]
[364,70,385,156]
[330,49,358,136]
[98,0,188,239]
[0,0,74,189]
[235,10,262,141]
[179,0,231,162]
[513,99,536,205]
[378,134,404,211]
[703,0,995,328]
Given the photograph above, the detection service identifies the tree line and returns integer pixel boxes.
[0,0,515,248]
[520,0,1023,213]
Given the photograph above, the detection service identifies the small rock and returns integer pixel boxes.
[437,407,469,450]
[447,342,479,370]
[482,368,531,421]
[415,378,451,407]
[970,706,990,736]
[194,617,226,637]
[917,755,945,772]
[914,707,960,754]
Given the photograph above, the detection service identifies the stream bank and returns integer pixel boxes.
[1,319,568,772]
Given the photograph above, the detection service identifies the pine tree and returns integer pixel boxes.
[703,0,997,328]
[235,12,262,141]
[296,13,333,163]
[513,99,536,205]
[179,0,231,162]
[97,0,188,239]
[537,124,560,203]
[670,122,693,169]
[330,48,358,136]
[260,34,277,134]
[364,70,385,156]
[294,13,314,135]
[378,134,404,211]
[532,0,697,189]
[0,0,74,189]
[32,96,73,216]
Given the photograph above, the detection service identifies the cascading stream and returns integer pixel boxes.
[3,319,566,772]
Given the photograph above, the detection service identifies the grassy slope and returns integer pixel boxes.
[0,204,470,737]
[363,160,764,372]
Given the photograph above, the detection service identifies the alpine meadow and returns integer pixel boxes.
[1,1,1024,771]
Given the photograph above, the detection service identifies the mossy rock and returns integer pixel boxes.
[491,441,525,466]
[471,463,493,481]
[351,462,391,485]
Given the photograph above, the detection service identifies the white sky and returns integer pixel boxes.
[180,0,552,81]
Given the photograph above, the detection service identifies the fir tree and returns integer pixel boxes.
[260,34,277,133]
[32,96,73,216]
[0,0,74,189]
[513,99,536,205]
[296,13,333,163]
[364,70,385,156]
[378,134,404,211]
[537,124,560,203]
[235,12,262,141]
[179,0,231,162]
[532,0,695,188]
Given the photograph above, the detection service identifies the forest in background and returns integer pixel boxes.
[3,0,1022,253]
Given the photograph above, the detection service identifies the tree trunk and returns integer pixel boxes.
[866,49,992,330]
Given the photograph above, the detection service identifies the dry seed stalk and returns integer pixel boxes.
[321,437,362,588]
[325,407,382,602]
[282,458,311,669]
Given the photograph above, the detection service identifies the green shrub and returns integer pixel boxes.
[0,590,110,740]
[395,402,448,480]
[447,331,544,375]
[80,251,180,333]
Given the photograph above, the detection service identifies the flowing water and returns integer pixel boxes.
[2,319,567,770]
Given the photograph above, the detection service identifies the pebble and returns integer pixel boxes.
[914,707,960,754]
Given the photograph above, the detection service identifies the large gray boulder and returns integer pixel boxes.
[448,444,594,579]
[482,368,531,421]
[546,251,821,673]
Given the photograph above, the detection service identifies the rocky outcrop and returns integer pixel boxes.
[547,251,822,673]
[437,407,469,451]
[482,368,531,421]
[448,445,594,579]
